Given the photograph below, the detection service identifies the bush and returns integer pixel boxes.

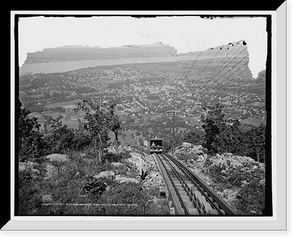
[82,176,115,196]
[18,108,45,161]
[236,183,265,215]
[183,130,205,145]
[104,150,131,163]
[99,182,149,215]
[176,152,199,163]
[18,170,43,215]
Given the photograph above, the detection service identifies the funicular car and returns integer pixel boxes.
[150,138,163,154]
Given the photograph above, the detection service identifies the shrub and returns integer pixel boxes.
[82,176,115,196]
[18,108,44,161]
[99,182,149,215]
[104,150,131,163]
[18,170,43,215]
[236,183,265,215]
[175,152,199,164]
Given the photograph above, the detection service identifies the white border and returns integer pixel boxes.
[5,6,287,231]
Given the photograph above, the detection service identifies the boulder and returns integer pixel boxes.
[145,155,153,162]
[115,175,139,184]
[128,153,147,175]
[19,161,38,172]
[111,162,125,168]
[143,169,164,188]
[130,152,141,159]
[93,170,115,179]
[19,161,41,178]
[149,172,162,181]
[107,145,117,154]
[44,164,58,179]
[182,142,193,148]
[42,194,53,203]
[194,145,203,151]
[45,154,69,162]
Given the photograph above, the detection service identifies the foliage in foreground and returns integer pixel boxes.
[18,108,44,161]
[17,101,267,216]
[18,100,122,163]
[196,152,265,215]
[172,142,266,215]
[18,150,169,216]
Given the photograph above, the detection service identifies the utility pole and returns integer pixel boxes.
[167,110,177,150]
[172,111,176,136]
[167,110,176,135]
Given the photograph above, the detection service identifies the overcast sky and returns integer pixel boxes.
[18,16,267,78]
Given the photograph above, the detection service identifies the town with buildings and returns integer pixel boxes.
[19,60,266,138]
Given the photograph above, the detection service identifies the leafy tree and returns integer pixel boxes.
[72,129,93,151]
[201,104,266,162]
[18,170,42,215]
[148,127,153,137]
[76,100,121,163]
[43,118,75,154]
[18,108,44,161]
[211,120,244,154]
[109,105,122,145]
[202,103,226,152]
[183,129,205,145]
[163,133,184,152]
[244,124,266,162]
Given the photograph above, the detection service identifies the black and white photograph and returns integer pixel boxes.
[16,14,271,217]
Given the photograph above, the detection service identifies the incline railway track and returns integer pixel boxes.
[153,153,237,216]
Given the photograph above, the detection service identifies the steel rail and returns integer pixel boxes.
[159,154,208,215]
[163,153,238,216]
[162,154,224,215]
[153,154,187,215]
[160,154,220,215]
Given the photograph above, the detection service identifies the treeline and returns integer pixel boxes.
[18,101,121,163]
[200,103,265,162]
[162,103,266,163]
[19,101,266,163]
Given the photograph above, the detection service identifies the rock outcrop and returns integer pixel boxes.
[45,154,69,162]
[115,175,139,184]
[93,171,115,179]
[171,143,266,214]
[19,161,40,176]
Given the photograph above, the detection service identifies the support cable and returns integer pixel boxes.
[201,53,249,93]
[198,43,244,87]
[198,45,247,91]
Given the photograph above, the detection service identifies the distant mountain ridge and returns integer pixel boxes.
[24,41,248,65]
[25,43,178,64]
